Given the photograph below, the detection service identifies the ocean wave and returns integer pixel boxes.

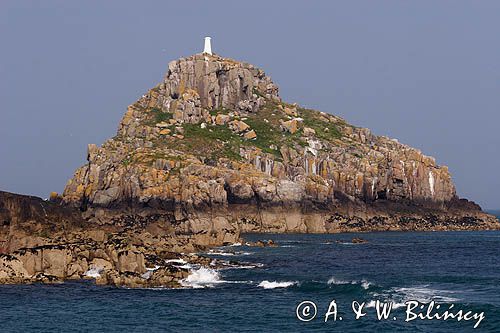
[327,277,372,290]
[225,263,264,270]
[367,284,460,309]
[257,280,297,289]
[84,265,103,278]
[361,280,372,290]
[165,258,192,270]
[278,240,307,244]
[165,258,187,264]
[180,267,225,288]
[208,250,253,256]
[365,300,406,309]
[214,259,264,270]
[393,285,460,303]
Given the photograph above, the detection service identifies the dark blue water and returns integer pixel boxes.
[1,228,499,332]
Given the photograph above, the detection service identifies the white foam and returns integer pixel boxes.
[258,280,297,289]
[225,262,264,269]
[394,285,459,303]
[209,250,235,256]
[366,300,406,309]
[232,265,260,269]
[141,265,161,279]
[165,258,187,264]
[327,277,372,289]
[147,265,161,271]
[361,280,372,290]
[180,267,224,288]
[327,277,350,285]
[208,250,252,256]
[84,265,103,278]
[367,284,460,309]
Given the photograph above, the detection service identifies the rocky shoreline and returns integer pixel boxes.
[0,190,498,287]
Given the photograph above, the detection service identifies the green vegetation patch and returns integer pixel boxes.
[241,100,309,158]
[181,123,243,161]
[298,107,342,141]
[252,87,265,98]
[138,98,344,164]
[209,107,231,116]
[150,107,173,123]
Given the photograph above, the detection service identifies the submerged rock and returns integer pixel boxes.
[351,238,368,244]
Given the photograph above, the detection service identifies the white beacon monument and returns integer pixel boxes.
[203,37,212,55]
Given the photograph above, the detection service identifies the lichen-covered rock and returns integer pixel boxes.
[281,119,300,134]
[163,54,279,111]
[61,52,478,214]
[243,130,257,140]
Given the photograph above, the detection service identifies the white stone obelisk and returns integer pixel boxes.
[203,37,212,55]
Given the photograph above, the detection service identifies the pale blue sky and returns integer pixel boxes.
[1,1,499,208]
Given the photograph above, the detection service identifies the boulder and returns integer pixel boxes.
[244,130,257,140]
[156,122,170,128]
[281,119,299,134]
[215,114,230,125]
[303,127,316,137]
[117,251,146,274]
[283,106,298,117]
[229,120,250,133]
[159,129,171,135]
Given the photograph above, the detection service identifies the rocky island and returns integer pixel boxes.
[1,46,498,287]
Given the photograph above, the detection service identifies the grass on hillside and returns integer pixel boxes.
[182,123,243,161]
[136,98,343,164]
[151,108,173,123]
[298,108,342,141]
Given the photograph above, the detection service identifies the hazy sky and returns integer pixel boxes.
[1,1,499,208]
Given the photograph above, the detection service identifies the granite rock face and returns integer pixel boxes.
[63,53,459,211]
[164,54,279,111]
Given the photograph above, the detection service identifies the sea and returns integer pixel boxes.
[1,213,499,332]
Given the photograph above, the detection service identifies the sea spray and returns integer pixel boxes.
[84,265,104,278]
[327,277,372,290]
[258,280,297,289]
[181,267,224,288]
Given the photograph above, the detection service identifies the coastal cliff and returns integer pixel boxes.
[65,53,456,208]
[62,53,495,231]
[1,53,498,287]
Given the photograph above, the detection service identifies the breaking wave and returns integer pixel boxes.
[392,285,460,303]
[84,266,103,278]
[367,284,461,309]
[180,267,225,288]
[327,277,372,290]
[165,258,187,264]
[208,249,253,256]
[257,280,297,289]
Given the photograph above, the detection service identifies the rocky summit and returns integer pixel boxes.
[1,51,498,287]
